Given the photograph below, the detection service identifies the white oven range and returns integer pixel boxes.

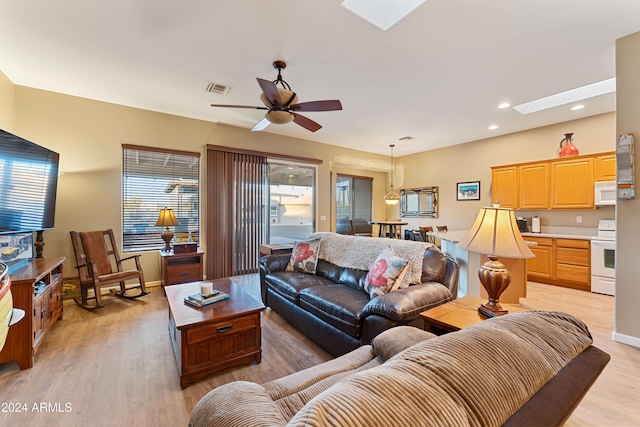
[591,219,615,296]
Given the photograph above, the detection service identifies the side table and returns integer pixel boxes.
[258,243,294,258]
[160,249,204,287]
[420,296,526,334]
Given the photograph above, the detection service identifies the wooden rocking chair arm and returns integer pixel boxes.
[119,254,141,263]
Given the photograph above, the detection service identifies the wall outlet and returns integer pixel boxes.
[576,215,583,224]
[320,215,327,221]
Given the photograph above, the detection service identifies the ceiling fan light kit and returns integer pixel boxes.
[211,60,342,133]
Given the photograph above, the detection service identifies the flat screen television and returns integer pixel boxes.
[0,129,59,234]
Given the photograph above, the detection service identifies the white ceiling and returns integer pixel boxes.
[1,1,639,157]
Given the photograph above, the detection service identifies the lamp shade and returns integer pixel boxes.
[457,206,534,259]
[155,208,181,227]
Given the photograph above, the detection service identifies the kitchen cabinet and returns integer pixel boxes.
[519,162,550,209]
[525,237,590,291]
[550,157,594,209]
[594,153,616,181]
[491,151,613,210]
[525,237,553,281]
[491,166,518,208]
[555,239,590,288]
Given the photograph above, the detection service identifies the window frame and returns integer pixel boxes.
[122,144,200,252]
[335,173,373,226]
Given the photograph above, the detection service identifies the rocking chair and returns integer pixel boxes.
[70,229,149,310]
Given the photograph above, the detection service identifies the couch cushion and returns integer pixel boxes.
[314,259,344,283]
[299,285,370,337]
[337,267,369,291]
[264,345,379,421]
[286,238,321,274]
[265,271,335,303]
[289,311,594,427]
[363,247,408,299]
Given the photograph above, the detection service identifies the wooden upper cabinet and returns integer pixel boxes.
[491,166,519,208]
[519,162,550,209]
[594,153,616,182]
[550,157,594,209]
[491,151,612,210]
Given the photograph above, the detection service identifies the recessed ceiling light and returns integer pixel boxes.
[488,125,499,130]
[513,78,615,115]
[341,0,427,31]
[571,104,585,111]
[498,102,510,109]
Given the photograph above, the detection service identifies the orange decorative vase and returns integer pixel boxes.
[558,132,579,157]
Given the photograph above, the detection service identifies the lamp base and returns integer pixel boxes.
[161,227,174,252]
[478,299,509,318]
[477,256,511,318]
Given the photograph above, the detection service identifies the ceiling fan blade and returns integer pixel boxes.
[292,113,322,132]
[251,118,270,132]
[257,78,282,106]
[211,104,269,110]
[290,100,343,112]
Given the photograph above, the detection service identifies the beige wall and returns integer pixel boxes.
[4,85,391,283]
[395,113,616,232]
[0,71,15,132]
[614,31,640,345]
[0,74,625,309]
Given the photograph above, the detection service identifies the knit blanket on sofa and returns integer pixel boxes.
[308,232,434,288]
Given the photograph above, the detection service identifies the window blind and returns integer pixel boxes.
[336,174,372,222]
[122,145,200,252]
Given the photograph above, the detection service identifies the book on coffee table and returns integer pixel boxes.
[184,291,230,307]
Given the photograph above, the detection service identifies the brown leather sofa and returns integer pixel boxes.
[259,244,458,357]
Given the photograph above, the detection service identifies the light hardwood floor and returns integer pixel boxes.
[0,276,638,427]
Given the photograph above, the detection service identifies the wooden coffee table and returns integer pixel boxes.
[420,296,526,334]
[165,278,265,388]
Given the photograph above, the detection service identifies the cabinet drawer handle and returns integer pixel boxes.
[179,272,190,277]
[217,325,233,333]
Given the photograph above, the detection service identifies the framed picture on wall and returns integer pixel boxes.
[457,181,480,201]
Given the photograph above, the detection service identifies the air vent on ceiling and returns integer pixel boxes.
[205,82,232,96]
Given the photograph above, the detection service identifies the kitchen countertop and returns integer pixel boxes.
[520,232,594,240]
[426,229,596,243]
[427,230,538,245]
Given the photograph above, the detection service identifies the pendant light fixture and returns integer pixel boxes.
[384,144,400,205]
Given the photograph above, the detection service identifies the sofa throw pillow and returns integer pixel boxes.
[286,238,321,274]
[364,246,409,299]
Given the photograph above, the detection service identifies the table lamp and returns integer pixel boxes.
[456,205,534,317]
[155,207,181,252]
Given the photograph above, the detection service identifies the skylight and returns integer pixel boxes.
[341,0,427,31]
[513,78,616,115]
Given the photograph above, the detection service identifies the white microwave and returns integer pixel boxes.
[595,181,616,206]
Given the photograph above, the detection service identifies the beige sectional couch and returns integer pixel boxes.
[190,311,609,427]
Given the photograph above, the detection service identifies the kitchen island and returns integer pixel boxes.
[425,230,530,303]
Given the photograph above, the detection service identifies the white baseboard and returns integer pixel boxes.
[612,331,640,348]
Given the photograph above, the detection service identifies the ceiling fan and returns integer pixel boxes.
[211,61,342,133]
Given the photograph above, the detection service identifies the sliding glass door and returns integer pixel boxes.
[268,162,316,243]
[336,174,372,234]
